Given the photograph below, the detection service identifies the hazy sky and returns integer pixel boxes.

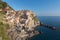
[3,0,60,16]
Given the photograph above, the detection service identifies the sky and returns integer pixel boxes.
[2,0,60,16]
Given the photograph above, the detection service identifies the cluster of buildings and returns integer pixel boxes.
[3,6,40,40]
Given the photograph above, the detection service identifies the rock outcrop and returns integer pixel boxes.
[0,1,57,40]
[3,6,40,40]
[0,1,40,40]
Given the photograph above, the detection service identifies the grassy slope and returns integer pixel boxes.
[0,11,10,40]
[0,1,14,40]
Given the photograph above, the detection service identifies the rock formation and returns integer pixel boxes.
[3,6,40,40]
[0,1,40,40]
[0,1,56,40]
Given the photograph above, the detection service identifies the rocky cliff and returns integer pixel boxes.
[4,9,40,40]
[0,0,40,40]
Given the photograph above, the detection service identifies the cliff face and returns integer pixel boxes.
[0,1,40,40]
[3,7,40,30]
[4,9,40,40]
[3,8,40,40]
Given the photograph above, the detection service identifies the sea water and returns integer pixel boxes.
[31,16,60,40]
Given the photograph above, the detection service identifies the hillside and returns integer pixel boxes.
[0,11,10,40]
[0,0,13,11]
[0,0,40,40]
[0,0,11,40]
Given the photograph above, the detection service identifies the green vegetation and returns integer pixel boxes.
[33,16,39,22]
[0,0,2,2]
[0,1,7,9]
[0,11,10,40]
[0,1,14,40]
[0,0,13,10]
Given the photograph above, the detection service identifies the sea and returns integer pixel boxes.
[31,16,60,40]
